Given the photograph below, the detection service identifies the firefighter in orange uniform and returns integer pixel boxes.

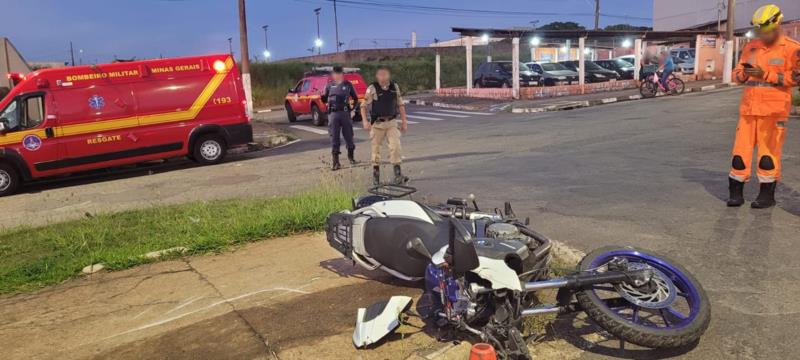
[727,4,800,208]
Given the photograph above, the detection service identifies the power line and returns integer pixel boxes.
[298,0,650,21]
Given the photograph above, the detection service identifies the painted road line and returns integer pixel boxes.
[437,109,493,116]
[290,125,329,135]
[416,111,470,118]
[407,115,444,121]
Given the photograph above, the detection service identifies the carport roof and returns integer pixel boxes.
[451,27,743,41]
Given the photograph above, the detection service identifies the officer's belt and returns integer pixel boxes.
[373,116,396,122]
[744,80,780,88]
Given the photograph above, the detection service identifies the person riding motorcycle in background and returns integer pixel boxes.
[727,4,800,208]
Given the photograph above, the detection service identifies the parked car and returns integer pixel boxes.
[559,60,619,82]
[615,55,636,65]
[672,56,695,74]
[525,62,578,86]
[0,54,253,196]
[474,61,541,88]
[594,59,635,79]
[670,48,695,63]
[285,67,367,126]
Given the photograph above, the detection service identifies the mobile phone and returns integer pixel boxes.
[742,63,754,68]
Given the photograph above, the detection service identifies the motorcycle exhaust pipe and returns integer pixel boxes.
[523,269,651,292]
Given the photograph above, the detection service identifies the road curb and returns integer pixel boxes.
[512,82,733,114]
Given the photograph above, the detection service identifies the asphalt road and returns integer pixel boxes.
[1,88,798,359]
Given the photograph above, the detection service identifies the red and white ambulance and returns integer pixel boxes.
[0,54,252,196]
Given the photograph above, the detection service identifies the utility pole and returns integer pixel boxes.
[314,7,322,55]
[594,0,600,30]
[238,0,253,116]
[227,37,233,56]
[333,0,341,52]
[725,0,735,40]
[69,41,75,66]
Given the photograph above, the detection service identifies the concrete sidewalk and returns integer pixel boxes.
[0,234,439,360]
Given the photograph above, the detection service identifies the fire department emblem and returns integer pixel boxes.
[88,95,105,110]
[22,134,42,151]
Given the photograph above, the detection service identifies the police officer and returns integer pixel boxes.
[727,4,800,208]
[360,67,409,185]
[321,66,359,171]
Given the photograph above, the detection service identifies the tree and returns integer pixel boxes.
[538,21,585,30]
[604,24,652,31]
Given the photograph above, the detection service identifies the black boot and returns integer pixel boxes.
[751,182,777,209]
[331,153,341,171]
[347,148,357,165]
[372,166,380,186]
[727,178,744,207]
[393,165,409,185]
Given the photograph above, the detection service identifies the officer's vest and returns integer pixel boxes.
[327,81,353,112]
[370,82,398,119]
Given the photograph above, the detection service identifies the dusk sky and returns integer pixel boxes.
[4,0,653,63]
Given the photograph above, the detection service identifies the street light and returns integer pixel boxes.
[745,30,754,39]
[481,33,489,43]
[261,25,270,62]
[621,39,632,48]
[529,37,541,46]
[314,7,322,55]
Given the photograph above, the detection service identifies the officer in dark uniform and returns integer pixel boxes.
[321,66,359,170]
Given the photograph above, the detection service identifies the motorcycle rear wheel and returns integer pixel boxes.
[575,246,710,348]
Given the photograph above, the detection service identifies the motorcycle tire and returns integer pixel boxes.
[575,246,710,349]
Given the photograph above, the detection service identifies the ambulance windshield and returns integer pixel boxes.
[0,101,19,131]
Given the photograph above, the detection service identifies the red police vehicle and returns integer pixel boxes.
[0,54,252,196]
[284,67,367,126]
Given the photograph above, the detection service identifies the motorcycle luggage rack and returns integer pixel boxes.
[367,184,417,199]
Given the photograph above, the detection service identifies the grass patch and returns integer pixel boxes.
[0,190,353,294]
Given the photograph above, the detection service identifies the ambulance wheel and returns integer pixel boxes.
[0,163,20,197]
[285,102,297,123]
[193,134,227,165]
[311,104,327,126]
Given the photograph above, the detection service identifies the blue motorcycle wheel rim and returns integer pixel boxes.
[588,249,701,330]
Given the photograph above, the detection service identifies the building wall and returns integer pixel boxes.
[1,38,31,88]
[654,0,800,31]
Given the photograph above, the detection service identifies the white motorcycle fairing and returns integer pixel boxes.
[353,296,413,348]
[472,256,523,291]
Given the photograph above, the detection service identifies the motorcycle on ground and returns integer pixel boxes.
[325,185,710,359]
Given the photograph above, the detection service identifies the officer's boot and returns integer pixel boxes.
[347,148,358,165]
[751,182,777,209]
[726,178,745,207]
[372,166,380,186]
[393,164,409,185]
[331,153,341,171]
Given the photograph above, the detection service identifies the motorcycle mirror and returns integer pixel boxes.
[468,193,480,211]
[406,237,432,259]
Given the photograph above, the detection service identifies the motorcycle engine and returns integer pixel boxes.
[486,223,529,245]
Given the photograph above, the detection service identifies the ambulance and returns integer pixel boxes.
[0,54,252,196]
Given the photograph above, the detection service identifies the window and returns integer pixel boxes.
[301,80,311,92]
[293,81,304,92]
[0,95,45,132]
[23,96,44,129]
[0,100,19,131]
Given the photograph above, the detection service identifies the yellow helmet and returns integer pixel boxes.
[751,4,783,32]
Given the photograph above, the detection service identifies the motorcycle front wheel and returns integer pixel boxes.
[575,246,710,348]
